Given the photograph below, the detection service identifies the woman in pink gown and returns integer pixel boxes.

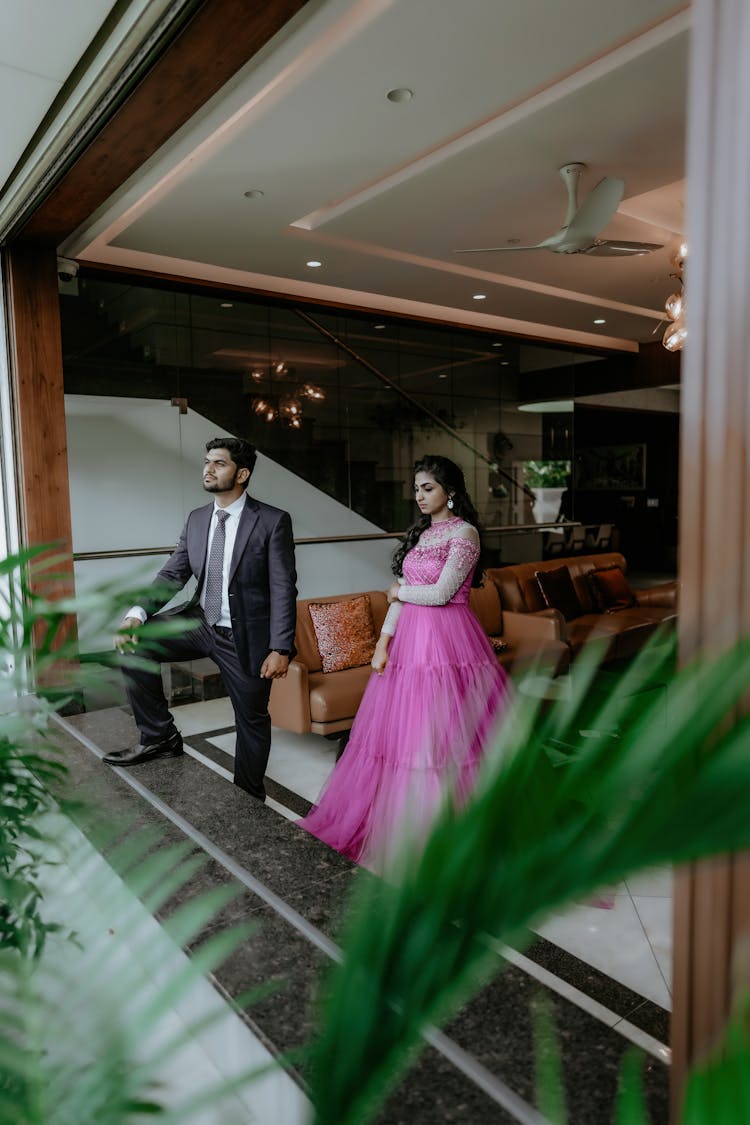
[298,455,509,872]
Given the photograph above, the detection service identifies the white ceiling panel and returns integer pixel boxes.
[67,0,692,349]
[0,0,116,190]
[0,1,114,80]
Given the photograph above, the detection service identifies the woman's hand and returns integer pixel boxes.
[387,582,402,604]
[371,637,390,674]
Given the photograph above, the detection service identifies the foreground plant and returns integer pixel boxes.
[0,548,287,1121]
[0,546,185,955]
[308,634,750,1124]
[0,818,277,1124]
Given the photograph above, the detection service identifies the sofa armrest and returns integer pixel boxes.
[635,581,678,609]
[502,609,564,645]
[268,659,311,735]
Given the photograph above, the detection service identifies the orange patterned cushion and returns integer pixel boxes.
[308,595,377,673]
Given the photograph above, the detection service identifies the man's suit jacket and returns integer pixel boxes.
[150,494,297,677]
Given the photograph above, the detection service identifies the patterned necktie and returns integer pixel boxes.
[203,510,229,625]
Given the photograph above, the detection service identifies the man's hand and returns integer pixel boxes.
[114,616,142,653]
[260,651,290,679]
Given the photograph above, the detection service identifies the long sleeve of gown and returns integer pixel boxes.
[380,600,403,636]
[398,533,480,605]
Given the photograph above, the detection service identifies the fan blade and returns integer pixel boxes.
[538,228,582,251]
[583,240,663,257]
[565,176,624,241]
[453,244,543,254]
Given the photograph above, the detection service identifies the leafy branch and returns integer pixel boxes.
[308,633,750,1123]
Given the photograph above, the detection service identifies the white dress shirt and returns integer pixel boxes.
[126,494,246,626]
[199,494,246,627]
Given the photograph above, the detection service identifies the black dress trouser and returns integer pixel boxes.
[123,613,272,801]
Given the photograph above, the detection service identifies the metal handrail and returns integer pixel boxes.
[72,522,593,561]
[293,308,539,503]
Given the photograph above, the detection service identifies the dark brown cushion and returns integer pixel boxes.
[535,566,582,621]
[308,594,377,673]
[589,566,637,612]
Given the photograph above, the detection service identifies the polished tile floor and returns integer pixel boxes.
[170,697,673,1013]
[39,808,310,1124]
[59,703,670,1120]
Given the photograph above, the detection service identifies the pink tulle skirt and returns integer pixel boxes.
[298,601,509,872]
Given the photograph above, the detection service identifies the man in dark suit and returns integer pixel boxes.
[105,437,297,801]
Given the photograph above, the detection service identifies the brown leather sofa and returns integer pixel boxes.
[486,552,678,664]
[269,582,570,738]
[269,590,389,737]
[468,577,570,676]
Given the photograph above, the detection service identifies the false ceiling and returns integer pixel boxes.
[63,0,691,352]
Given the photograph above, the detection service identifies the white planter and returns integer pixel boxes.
[531,487,564,524]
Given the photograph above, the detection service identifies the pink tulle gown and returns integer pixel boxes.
[298,517,509,872]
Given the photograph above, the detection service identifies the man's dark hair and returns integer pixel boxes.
[206,437,257,489]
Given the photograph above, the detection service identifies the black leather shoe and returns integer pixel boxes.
[103,731,183,766]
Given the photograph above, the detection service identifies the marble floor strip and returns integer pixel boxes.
[494,943,670,1062]
[39,812,311,1123]
[182,714,672,1027]
[64,705,672,1041]
[53,713,341,963]
[171,701,673,1016]
[53,712,553,1125]
[181,741,298,822]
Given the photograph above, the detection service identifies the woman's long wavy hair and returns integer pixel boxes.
[392,455,484,587]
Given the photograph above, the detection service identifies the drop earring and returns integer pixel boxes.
[447,496,454,510]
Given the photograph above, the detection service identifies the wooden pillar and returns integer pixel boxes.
[672,0,750,1111]
[5,242,78,673]
[6,243,74,557]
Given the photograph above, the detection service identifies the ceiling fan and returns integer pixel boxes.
[454,163,663,257]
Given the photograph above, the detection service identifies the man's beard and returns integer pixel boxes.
[203,473,237,493]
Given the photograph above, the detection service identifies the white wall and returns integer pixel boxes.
[65,395,396,649]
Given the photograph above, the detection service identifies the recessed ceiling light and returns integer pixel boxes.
[438,373,448,379]
[492,342,503,347]
[220,302,233,309]
[306,260,322,268]
[472,293,487,301]
[374,323,386,330]
[243,189,264,199]
[500,361,510,366]
[593,318,606,324]
[386,87,414,103]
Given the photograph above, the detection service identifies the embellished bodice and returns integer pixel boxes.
[401,519,479,604]
[381,518,480,636]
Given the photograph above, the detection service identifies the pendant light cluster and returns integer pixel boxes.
[662,240,687,352]
[249,361,325,430]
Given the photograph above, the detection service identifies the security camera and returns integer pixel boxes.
[57,257,79,282]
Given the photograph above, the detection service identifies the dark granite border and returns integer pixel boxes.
[54,716,537,1123]
[184,723,669,1040]
[519,934,670,1043]
[58,708,669,1123]
[184,725,314,817]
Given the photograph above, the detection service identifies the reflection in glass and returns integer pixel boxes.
[60,276,624,547]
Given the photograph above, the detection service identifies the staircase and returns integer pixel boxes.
[62,288,414,533]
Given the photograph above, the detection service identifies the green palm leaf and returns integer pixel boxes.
[308,633,750,1124]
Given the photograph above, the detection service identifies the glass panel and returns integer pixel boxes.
[61,275,635,583]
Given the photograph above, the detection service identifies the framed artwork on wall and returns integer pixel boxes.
[574,443,647,490]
